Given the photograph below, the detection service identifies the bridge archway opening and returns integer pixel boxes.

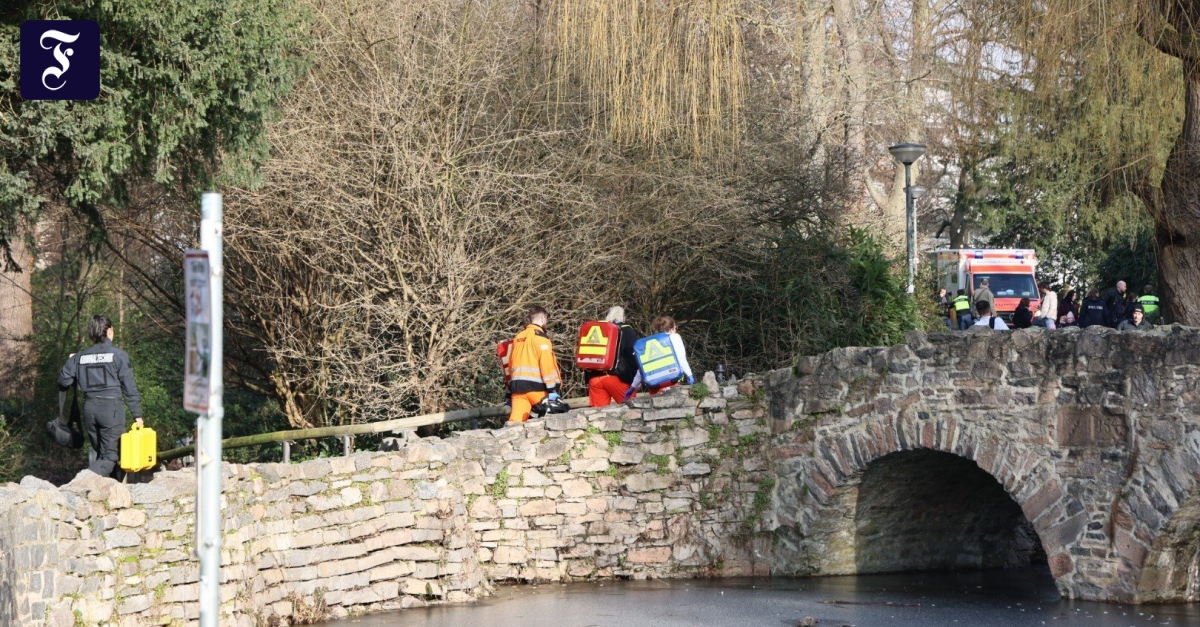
[853,449,1047,574]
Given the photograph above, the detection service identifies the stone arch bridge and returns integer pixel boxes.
[8,327,1200,625]
[764,326,1200,603]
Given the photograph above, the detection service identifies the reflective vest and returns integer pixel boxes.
[508,324,562,394]
[952,295,971,312]
[1138,295,1160,317]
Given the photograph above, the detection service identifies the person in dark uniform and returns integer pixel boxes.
[57,315,143,477]
[585,306,640,407]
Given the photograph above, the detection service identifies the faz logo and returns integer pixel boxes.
[20,20,101,101]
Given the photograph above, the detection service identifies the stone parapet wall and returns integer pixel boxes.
[19,326,1200,621]
[0,379,770,626]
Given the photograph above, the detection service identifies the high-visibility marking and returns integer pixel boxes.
[640,340,676,372]
[640,339,670,360]
[644,358,677,372]
[578,346,608,355]
[581,326,608,346]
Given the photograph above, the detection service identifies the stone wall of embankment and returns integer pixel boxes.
[0,378,771,626]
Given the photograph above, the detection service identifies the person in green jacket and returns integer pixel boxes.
[952,289,973,330]
[1138,285,1161,323]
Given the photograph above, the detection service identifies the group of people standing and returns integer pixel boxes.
[1066,281,1159,330]
[504,306,694,424]
[939,280,1160,332]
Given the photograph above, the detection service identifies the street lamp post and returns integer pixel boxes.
[910,186,927,286]
[888,142,927,295]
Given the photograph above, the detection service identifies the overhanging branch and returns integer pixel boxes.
[1139,5,1200,65]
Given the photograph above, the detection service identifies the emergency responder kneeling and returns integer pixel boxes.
[582,306,639,407]
[57,315,144,477]
[952,289,973,330]
[507,306,564,424]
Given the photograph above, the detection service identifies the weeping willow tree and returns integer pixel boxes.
[993,1,1198,321]
[549,0,745,158]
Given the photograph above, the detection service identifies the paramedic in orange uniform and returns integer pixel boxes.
[586,306,639,407]
[507,306,563,423]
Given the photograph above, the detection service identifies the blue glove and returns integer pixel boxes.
[686,375,695,385]
[548,392,560,401]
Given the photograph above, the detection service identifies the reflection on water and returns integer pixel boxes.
[317,567,1200,627]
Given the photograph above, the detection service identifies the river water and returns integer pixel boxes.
[317,566,1200,626]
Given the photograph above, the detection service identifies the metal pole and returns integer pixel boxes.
[198,192,224,627]
[281,440,292,464]
[905,163,915,295]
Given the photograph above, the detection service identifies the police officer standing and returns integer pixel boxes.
[57,315,143,477]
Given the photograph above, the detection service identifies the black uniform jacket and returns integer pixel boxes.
[612,324,640,384]
[57,339,143,417]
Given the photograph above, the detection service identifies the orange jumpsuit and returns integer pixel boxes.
[507,324,562,422]
[588,374,631,407]
[586,322,639,407]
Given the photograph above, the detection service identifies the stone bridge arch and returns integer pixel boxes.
[1125,429,1200,602]
[770,413,1070,588]
[763,327,1200,603]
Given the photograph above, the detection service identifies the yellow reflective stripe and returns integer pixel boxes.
[644,357,676,371]
[578,346,608,355]
[581,327,608,345]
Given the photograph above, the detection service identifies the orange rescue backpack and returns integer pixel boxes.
[497,340,514,389]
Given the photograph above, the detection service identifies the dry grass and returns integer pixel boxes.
[550,0,745,157]
[281,590,328,625]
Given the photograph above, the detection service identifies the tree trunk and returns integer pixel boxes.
[831,0,866,160]
[944,150,981,249]
[0,238,34,401]
[799,0,830,147]
[867,0,930,250]
[1158,64,1200,324]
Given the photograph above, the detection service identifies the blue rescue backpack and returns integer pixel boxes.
[633,333,681,387]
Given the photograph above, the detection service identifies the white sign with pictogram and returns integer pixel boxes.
[184,250,211,412]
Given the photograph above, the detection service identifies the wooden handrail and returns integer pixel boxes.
[158,396,591,462]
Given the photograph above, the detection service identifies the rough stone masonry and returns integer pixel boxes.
[767,325,1200,604]
[8,325,1200,626]
[0,379,773,626]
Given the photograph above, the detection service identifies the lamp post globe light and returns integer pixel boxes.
[888,142,927,295]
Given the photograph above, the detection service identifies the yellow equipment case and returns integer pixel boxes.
[120,423,157,472]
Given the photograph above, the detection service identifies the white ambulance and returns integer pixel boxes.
[931,249,1040,319]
